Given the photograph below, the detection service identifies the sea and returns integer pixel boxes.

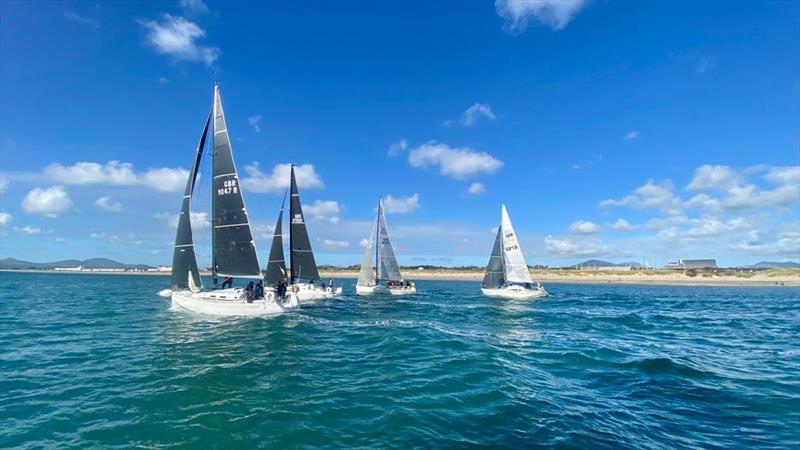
[1,271,798,449]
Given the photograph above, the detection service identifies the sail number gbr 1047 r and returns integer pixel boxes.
[217,178,239,196]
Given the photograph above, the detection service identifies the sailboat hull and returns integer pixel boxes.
[356,284,416,296]
[171,289,300,316]
[289,282,342,301]
[481,285,548,300]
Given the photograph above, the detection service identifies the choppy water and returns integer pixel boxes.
[1,272,799,449]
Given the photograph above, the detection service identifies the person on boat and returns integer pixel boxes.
[276,280,287,299]
[221,276,233,289]
[245,281,255,301]
[255,281,264,299]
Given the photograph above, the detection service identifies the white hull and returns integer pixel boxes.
[171,288,300,316]
[289,282,343,301]
[356,283,416,296]
[481,285,548,300]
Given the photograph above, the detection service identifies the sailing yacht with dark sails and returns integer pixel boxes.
[163,84,299,316]
[356,197,416,296]
[263,165,342,301]
[481,204,547,300]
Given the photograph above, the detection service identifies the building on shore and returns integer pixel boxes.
[665,259,717,270]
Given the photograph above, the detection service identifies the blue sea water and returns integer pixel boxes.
[0,272,798,449]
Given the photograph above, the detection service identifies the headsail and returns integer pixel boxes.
[211,85,262,278]
[171,112,210,291]
[482,225,505,289]
[376,198,403,282]
[264,192,287,287]
[500,204,533,284]
[357,215,377,287]
[289,165,320,283]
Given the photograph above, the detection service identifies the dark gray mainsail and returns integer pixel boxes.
[264,193,287,287]
[481,226,505,289]
[376,199,403,282]
[289,165,320,283]
[171,113,210,290]
[211,85,262,279]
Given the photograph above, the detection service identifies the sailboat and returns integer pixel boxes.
[356,197,416,296]
[274,165,343,301]
[165,84,300,316]
[481,204,547,300]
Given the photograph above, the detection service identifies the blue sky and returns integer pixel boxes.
[1,0,798,267]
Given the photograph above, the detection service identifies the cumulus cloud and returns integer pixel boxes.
[94,196,123,212]
[359,238,370,248]
[408,142,503,179]
[303,200,342,224]
[610,218,636,231]
[14,225,42,235]
[687,165,740,191]
[322,239,349,250]
[731,229,799,256]
[180,0,209,16]
[685,164,799,211]
[388,139,409,157]
[154,211,210,230]
[569,220,600,235]
[600,180,683,216]
[89,232,143,244]
[22,186,73,217]
[460,103,496,127]
[140,14,219,66]
[43,161,189,193]
[495,0,587,34]
[467,182,486,195]
[544,235,610,257]
[0,212,11,227]
[241,163,324,194]
[248,115,262,133]
[383,194,420,214]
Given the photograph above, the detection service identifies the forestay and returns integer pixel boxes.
[500,204,533,284]
[211,85,262,278]
[289,165,320,283]
[481,226,505,289]
[376,199,403,282]
[171,113,210,291]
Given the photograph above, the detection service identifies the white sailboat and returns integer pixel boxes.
[481,204,547,300]
[164,84,300,316]
[356,198,416,296]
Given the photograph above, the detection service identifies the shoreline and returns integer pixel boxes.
[2,269,798,287]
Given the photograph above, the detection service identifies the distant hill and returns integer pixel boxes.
[566,259,645,269]
[744,261,800,269]
[0,257,153,270]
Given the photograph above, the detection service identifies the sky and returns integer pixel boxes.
[0,0,798,268]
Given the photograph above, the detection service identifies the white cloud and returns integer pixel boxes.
[248,115,262,133]
[63,11,100,28]
[22,186,73,217]
[495,0,587,34]
[94,196,123,212]
[687,165,740,191]
[685,217,750,238]
[764,166,800,186]
[624,131,640,141]
[322,239,349,250]
[544,235,610,257]
[387,139,408,157]
[600,180,682,215]
[180,0,209,16]
[359,238,370,248]
[731,230,799,256]
[303,200,342,224]
[460,103,496,127]
[14,225,42,235]
[610,218,636,231]
[383,194,420,214]
[89,232,142,244]
[42,161,189,193]
[241,163,324,194]
[158,76,170,84]
[0,212,12,227]
[154,211,210,230]
[569,220,600,235]
[408,142,503,179]
[140,14,219,66]
[685,164,800,211]
[467,182,486,195]
[696,56,717,74]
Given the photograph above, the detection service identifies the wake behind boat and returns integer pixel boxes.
[356,197,416,296]
[481,204,547,300]
[163,84,299,316]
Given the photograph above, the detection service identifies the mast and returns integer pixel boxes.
[171,111,210,290]
[375,196,380,281]
[289,168,294,282]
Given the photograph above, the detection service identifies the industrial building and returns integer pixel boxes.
[665,259,717,270]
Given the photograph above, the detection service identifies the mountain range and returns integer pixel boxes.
[0,258,154,270]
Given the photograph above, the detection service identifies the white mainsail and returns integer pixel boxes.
[500,204,533,284]
[357,217,377,287]
[376,199,403,282]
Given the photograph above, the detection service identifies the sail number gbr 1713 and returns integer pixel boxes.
[217,178,239,196]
